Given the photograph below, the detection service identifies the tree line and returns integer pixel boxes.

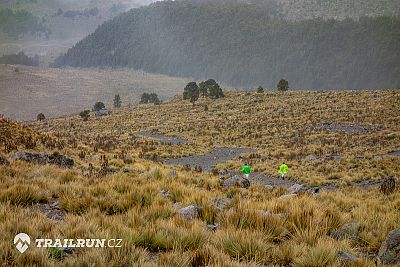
[0,8,49,38]
[51,1,400,89]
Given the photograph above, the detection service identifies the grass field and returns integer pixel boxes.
[0,65,190,121]
[0,89,399,266]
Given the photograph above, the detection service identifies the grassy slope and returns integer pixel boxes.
[29,90,400,185]
[0,90,399,266]
[0,65,190,121]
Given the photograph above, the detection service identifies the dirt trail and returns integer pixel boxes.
[140,131,396,192]
[163,147,255,171]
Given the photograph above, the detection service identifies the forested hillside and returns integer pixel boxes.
[248,0,400,20]
[52,1,400,89]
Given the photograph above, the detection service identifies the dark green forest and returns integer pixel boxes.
[0,52,39,66]
[0,8,50,38]
[52,1,400,89]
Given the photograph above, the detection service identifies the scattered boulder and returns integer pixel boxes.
[207,224,219,232]
[169,170,177,176]
[211,198,231,211]
[305,155,317,161]
[277,107,285,114]
[324,155,341,161]
[278,193,297,200]
[337,250,358,264]
[264,185,274,190]
[0,156,10,166]
[12,152,74,167]
[331,222,360,240]
[160,189,171,198]
[35,200,64,222]
[378,228,400,265]
[259,210,272,218]
[289,183,303,194]
[176,205,200,220]
[222,175,251,188]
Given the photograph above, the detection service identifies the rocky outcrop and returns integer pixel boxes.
[379,228,400,265]
[222,175,251,188]
[12,152,74,167]
[337,250,358,264]
[176,205,200,220]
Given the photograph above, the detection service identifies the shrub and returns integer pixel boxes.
[79,110,90,121]
[277,79,289,91]
[93,102,105,111]
[37,113,45,121]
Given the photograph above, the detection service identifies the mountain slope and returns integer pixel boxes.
[52,1,400,89]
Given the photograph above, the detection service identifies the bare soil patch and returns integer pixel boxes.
[314,122,371,134]
[163,147,255,171]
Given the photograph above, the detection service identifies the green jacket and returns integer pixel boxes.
[278,164,289,175]
[242,165,251,174]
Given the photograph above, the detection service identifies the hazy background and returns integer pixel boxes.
[0,0,399,120]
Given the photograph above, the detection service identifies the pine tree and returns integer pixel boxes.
[277,79,289,91]
[113,94,122,108]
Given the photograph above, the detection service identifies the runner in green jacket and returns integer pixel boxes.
[242,163,251,179]
[278,163,289,179]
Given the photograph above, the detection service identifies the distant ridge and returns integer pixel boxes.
[52,1,400,89]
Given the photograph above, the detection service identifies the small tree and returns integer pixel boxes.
[199,81,208,98]
[183,82,199,105]
[37,113,45,121]
[140,93,160,104]
[257,86,264,93]
[93,102,105,111]
[113,94,121,108]
[277,79,289,91]
[79,110,90,121]
[199,79,224,99]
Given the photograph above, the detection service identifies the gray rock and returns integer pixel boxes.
[176,205,200,220]
[289,183,304,194]
[378,228,400,265]
[160,189,171,198]
[0,156,10,166]
[169,170,177,176]
[12,151,74,167]
[36,200,64,222]
[207,224,219,232]
[277,107,285,114]
[278,193,297,200]
[211,198,231,211]
[222,175,251,188]
[324,155,341,161]
[264,185,274,190]
[305,155,317,161]
[331,222,360,240]
[260,210,272,218]
[337,250,358,263]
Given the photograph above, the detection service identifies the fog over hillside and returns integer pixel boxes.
[53,1,400,89]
